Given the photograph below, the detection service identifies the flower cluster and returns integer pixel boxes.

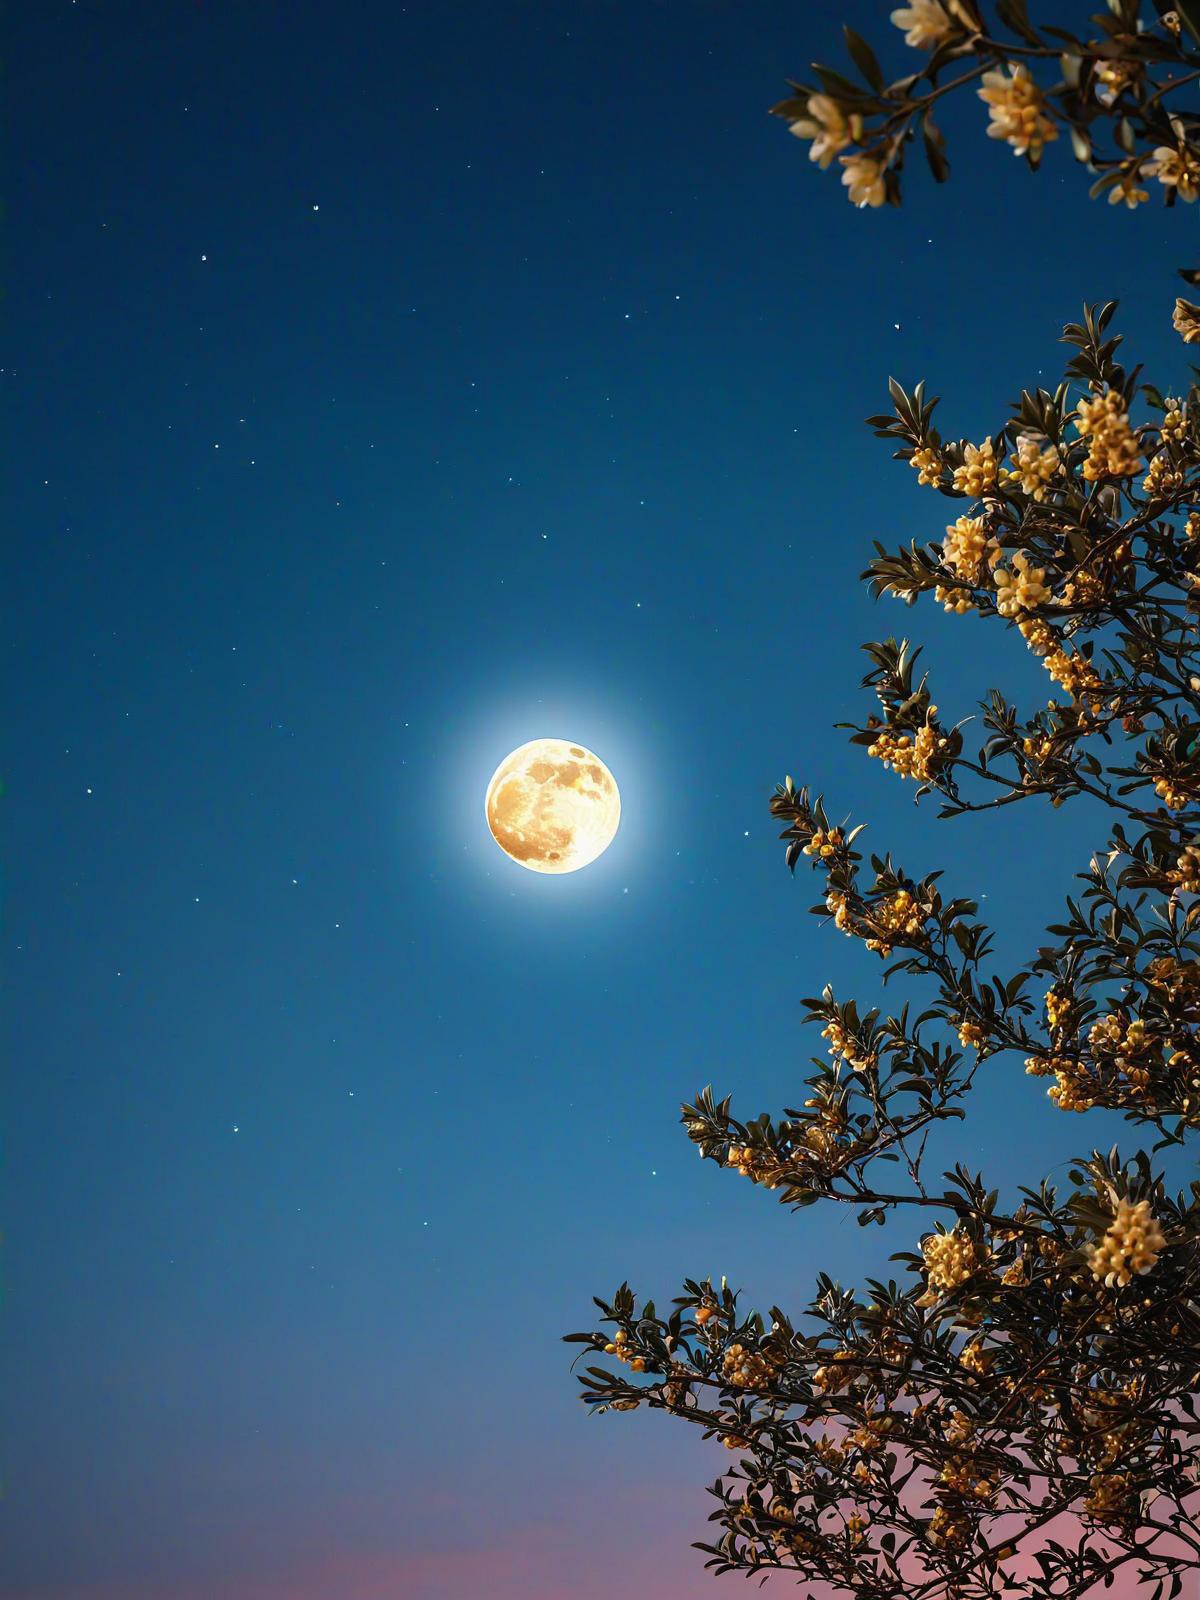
[1155,775,1194,811]
[1045,1062,1097,1113]
[1087,1198,1166,1289]
[864,888,926,956]
[993,552,1051,617]
[1018,619,1101,699]
[999,436,1060,500]
[841,153,887,210]
[889,0,957,51]
[821,1017,875,1073]
[722,1342,778,1388]
[926,1505,970,1548]
[812,1348,860,1393]
[802,826,843,860]
[922,1229,985,1292]
[955,1018,986,1050]
[951,439,999,497]
[978,65,1057,159]
[941,514,992,583]
[1083,1471,1136,1527]
[938,1455,995,1500]
[1170,843,1200,893]
[867,720,948,782]
[1045,987,1072,1030]
[1074,389,1143,480]
[1143,451,1183,497]
[1147,140,1200,202]
[601,1329,647,1372]
[910,444,944,486]
[787,94,854,169]
[1174,298,1200,345]
[724,1142,783,1189]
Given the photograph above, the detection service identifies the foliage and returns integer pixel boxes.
[773,0,1200,271]
[565,302,1200,1598]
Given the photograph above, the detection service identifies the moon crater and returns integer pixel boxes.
[485,739,620,874]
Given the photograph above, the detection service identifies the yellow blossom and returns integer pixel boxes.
[942,513,991,581]
[979,64,1057,158]
[722,1342,776,1388]
[788,94,853,169]
[1170,842,1200,893]
[910,444,944,486]
[1094,60,1138,106]
[1149,141,1200,202]
[993,551,1051,616]
[865,889,926,955]
[1044,647,1101,700]
[1084,1471,1135,1527]
[922,1229,984,1291]
[952,439,998,497]
[1108,172,1149,208]
[936,584,974,613]
[822,1017,875,1072]
[1161,399,1187,442]
[1174,297,1200,344]
[1087,1197,1166,1288]
[1075,389,1142,479]
[1156,775,1193,811]
[890,0,956,48]
[868,721,948,782]
[1019,616,1055,656]
[927,1506,969,1547]
[840,151,887,209]
[999,436,1060,500]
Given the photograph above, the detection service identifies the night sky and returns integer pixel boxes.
[6,4,1196,1598]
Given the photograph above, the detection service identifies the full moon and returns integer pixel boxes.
[485,738,621,874]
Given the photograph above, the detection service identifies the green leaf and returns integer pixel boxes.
[922,114,950,183]
[844,25,885,94]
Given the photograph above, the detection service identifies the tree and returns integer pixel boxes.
[565,44,1200,1590]
[772,0,1200,257]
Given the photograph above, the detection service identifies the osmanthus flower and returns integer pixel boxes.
[1170,841,1200,892]
[993,552,1051,617]
[1108,171,1149,209]
[1086,1197,1166,1288]
[840,152,887,209]
[867,719,949,782]
[1074,388,1143,479]
[1148,139,1200,202]
[921,1227,986,1292]
[889,0,958,50]
[935,583,973,612]
[909,444,944,485]
[951,438,998,496]
[941,513,991,583]
[1093,59,1140,108]
[998,435,1060,500]
[787,94,854,169]
[978,64,1057,160]
[1174,298,1200,343]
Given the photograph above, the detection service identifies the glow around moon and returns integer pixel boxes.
[485,738,621,874]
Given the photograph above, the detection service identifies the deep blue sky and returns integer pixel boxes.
[4,4,1193,1597]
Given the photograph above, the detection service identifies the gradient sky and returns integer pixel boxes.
[5,4,1196,1597]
